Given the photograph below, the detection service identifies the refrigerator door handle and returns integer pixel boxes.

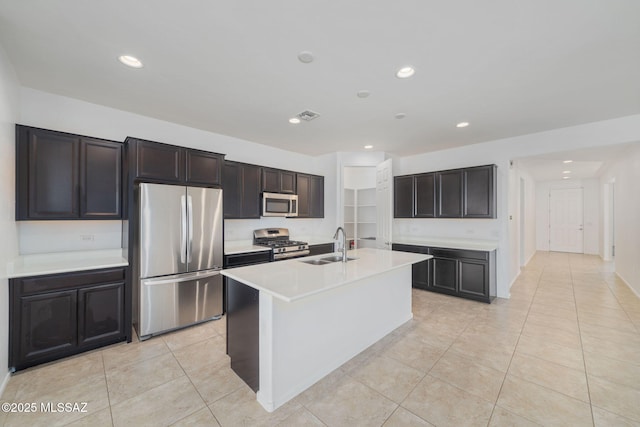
[142,269,222,286]
[180,194,187,264]
[187,194,194,263]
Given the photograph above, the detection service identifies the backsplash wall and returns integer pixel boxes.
[224,217,332,242]
[18,221,123,254]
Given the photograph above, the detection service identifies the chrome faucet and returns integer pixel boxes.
[333,227,348,262]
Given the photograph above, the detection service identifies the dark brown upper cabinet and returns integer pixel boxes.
[295,173,324,218]
[262,168,296,194]
[436,169,463,218]
[393,175,414,218]
[414,173,436,218]
[393,164,496,219]
[463,165,497,218]
[223,161,261,219]
[16,125,122,220]
[128,137,224,187]
[185,149,222,186]
[81,138,123,218]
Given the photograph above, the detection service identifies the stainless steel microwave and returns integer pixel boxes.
[262,192,298,217]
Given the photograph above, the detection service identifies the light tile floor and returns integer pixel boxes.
[2,252,640,426]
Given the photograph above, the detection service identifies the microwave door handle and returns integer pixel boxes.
[180,195,187,264]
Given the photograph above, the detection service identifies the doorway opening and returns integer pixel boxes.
[603,180,616,261]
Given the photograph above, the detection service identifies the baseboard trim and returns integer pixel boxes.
[0,370,10,399]
[616,273,640,299]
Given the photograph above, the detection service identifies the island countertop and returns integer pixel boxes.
[221,247,431,302]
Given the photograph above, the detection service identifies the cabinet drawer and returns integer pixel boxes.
[224,251,271,268]
[20,268,126,295]
[430,248,488,261]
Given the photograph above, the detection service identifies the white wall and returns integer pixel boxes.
[0,45,21,396]
[18,221,123,254]
[396,114,640,298]
[599,144,640,296]
[535,179,600,254]
[18,88,337,245]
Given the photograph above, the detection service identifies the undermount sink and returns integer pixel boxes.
[300,255,357,265]
[320,255,357,263]
[300,259,332,265]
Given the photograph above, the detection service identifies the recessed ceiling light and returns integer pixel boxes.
[396,66,415,78]
[563,170,571,174]
[357,90,370,98]
[563,160,573,163]
[297,51,314,63]
[289,117,301,124]
[364,145,373,149]
[563,176,570,180]
[456,122,470,128]
[118,55,143,68]
[395,113,406,119]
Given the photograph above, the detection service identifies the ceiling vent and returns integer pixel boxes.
[296,110,321,121]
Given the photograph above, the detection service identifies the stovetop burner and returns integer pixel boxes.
[253,228,310,260]
[259,240,308,248]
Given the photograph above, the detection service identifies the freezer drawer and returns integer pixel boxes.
[139,269,223,339]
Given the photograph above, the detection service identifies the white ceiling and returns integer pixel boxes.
[1,1,639,157]
[516,143,636,182]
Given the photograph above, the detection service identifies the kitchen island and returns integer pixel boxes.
[221,247,431,412]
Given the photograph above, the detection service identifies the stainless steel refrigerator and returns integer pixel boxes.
[136,183,223,340]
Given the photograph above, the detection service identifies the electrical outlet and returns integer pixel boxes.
[80,235,95,241]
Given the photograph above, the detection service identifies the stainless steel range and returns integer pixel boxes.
[254,228,310,261]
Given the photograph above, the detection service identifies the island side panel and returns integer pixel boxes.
[257,265,412,412]
[226,278,260,392]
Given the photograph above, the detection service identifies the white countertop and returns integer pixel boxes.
[7,249,128,279]
[224,238,335,255]
[221,248,431,302]
[224,240,271,255]
[393,237,499,251]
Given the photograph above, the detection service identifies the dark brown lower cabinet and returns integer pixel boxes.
[226,278,260,391]
[308,243,335,256]
[10,267,126,371]
[392,244,496,303]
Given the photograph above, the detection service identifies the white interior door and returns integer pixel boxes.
[549,188,584,253]
[376,159,393,250]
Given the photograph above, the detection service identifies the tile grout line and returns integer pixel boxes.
[486,257,543,426]
[570,257,597,427]
[165,324,230,426]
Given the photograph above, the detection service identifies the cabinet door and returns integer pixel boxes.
[310,175,324,218]
[415,173,436,218]
[432,256,458,293]
[241,164,261,218]
[223,162,241,218]
[80,139,122,218]
[296,174,311,217]
[463,165,496,218]
[185,149,222,186]
[458,259,489,299]
[20,127,80,219]
[18,290,77,362]
[436,170,463,218]
[412,260,431,290]
[262,168,280,192]
[78,282,125,347]
[135,140,183,182]
[394,176,414,218]
[280,171,296,194]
